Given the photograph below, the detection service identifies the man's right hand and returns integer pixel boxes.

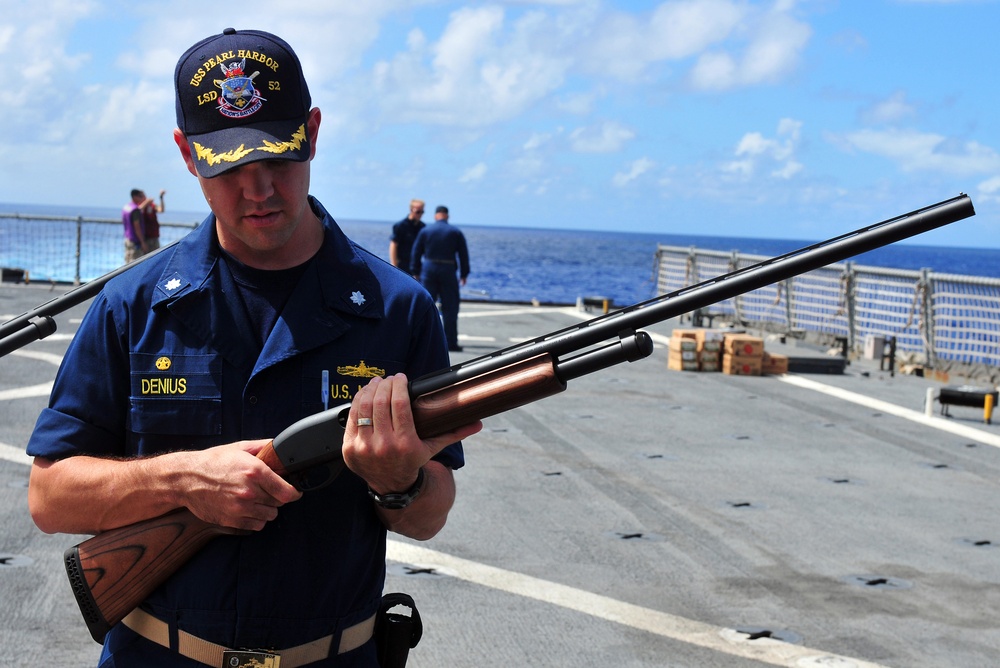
[28,441,302,536]
[180,440,303,531]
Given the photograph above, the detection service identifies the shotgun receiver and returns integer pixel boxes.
[63,194,974,642]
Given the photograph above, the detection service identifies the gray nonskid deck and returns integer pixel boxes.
[2,287,999,667]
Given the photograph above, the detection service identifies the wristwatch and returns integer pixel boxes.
[368,468,425,510]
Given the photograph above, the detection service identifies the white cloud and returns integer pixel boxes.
[740,11,810,84]
[555,91,597,115]
[772,160,803,179]
[861,91,917,125]
[613,157,656,187]
[1,2,96,115]
[723,118,803,179]
[0,1,415,206]
[722,158,754,177]
[580,0,747,81]
[977,175,1000,204]
[569,121,635,153]
[839,128,1000,176]
[459,162,488,183]
[523,132,553,151]
[93,81,174,135]
[735,133,776,158]
[689,5,811,90]
[0,24,16,54]
[372,6,571,128]
[368,0,811,131]
[689,52,738,91]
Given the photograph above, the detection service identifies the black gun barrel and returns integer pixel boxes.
[410,194,975,397]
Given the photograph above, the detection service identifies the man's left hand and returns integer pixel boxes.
[343,374,480,495]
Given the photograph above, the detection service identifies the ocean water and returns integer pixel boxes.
[2,201,999,306]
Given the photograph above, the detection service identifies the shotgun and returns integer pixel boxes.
[62,194,974,643]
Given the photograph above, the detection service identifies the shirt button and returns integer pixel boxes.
[249,396,258,405]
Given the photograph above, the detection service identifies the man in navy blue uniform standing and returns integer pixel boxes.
[388,199,425,271]
[410,206,470,352]
[26,28,480,667]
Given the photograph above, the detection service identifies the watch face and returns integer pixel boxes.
[369,468,425,509]
[370,490,413,509]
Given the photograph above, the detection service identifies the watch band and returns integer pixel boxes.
[368,467,425,510]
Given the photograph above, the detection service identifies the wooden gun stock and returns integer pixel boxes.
[65,509,241,642]
[66,353,570,643]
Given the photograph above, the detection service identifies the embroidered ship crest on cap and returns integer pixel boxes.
[215,58,265,119]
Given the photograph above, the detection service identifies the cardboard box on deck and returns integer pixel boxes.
[671,348,698,362]
[723,334,764,357]
[669,329,734,372]
[668,332,698,352]
[697,329,725,352]
[673,328,725,352]
[668,350,700,371]
[762,352,789,375]
[667,336,698,353]
[699,350,721,372]
[722,354,762,376]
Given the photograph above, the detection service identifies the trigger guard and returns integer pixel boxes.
[290,462,343,492]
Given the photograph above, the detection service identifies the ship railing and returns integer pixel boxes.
[0,213,198,285]
[655,245,1000,371]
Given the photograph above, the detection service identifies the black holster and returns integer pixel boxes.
[374,592,423,668]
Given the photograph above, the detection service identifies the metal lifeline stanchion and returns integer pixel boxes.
[925,387,936,417]
[74,215,83,286]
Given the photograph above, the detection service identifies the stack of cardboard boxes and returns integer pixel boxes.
[668,329,723,372]
[668,329,788,376]
[667,329,700,371]
[762,350,789,375]
[721,333,763,375]
[699,332,722,372]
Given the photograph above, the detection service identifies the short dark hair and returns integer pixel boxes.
[131,189,144,199]
[435,205,448,215]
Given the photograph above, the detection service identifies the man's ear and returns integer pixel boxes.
[306,107,321,161]
[173,129,199,177]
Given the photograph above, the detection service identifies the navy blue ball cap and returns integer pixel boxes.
[174,28,312,178]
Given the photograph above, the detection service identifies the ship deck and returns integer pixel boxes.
[2,284,999,667]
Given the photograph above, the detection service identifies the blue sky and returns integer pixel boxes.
[2,0,998,247]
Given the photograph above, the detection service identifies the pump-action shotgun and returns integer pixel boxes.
[55,194,974,642]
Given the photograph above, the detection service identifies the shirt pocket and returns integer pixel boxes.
[129,352,223,436]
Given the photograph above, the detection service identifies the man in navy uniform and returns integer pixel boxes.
[389,199,425,271]
[410,205,470,352]
[27,28,480,667]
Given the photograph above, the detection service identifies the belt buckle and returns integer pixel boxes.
[222,649,281,668]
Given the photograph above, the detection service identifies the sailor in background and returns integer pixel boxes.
[410,205,471,352]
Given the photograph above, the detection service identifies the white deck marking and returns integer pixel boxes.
[387,541,888,668]
[10,349,65,366]
[0,382,53,401]
[457,335,497,343]
[507,306,1000,448]
[0,441,32,466]
[460,308,549,318]
[777,374,1000,449]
